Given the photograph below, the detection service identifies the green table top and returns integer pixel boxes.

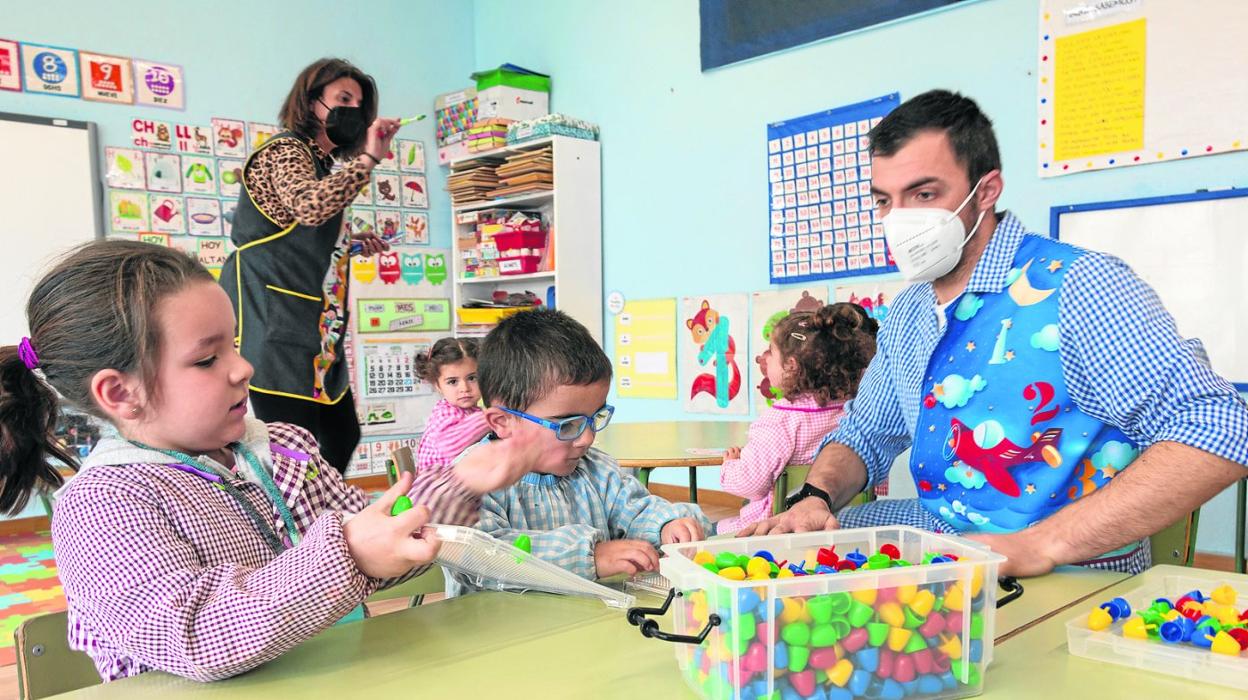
[594,421,751,468]
[56,566,1138,698]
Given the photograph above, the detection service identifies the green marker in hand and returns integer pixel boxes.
[398,115,427,127]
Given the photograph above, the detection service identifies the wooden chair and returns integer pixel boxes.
[14,611,100,699]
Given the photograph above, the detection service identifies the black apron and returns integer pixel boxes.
[219,132,351,404]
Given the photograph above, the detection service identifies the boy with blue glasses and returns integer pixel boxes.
[449,308,709,593]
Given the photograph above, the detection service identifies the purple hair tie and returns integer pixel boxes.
[17,337,39,370]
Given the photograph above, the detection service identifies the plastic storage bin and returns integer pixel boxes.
[1066,571,1248,691]
[646,527,1005,700]
[455,307,527,325]
[494,230,547,252]
[498,254,542,275]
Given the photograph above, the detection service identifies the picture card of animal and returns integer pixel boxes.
[373,173,401,208]
[681,294,749,415]
[211,117,246,158]
[749,287,829,409]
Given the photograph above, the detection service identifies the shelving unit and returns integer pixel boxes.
[450,135,602,341]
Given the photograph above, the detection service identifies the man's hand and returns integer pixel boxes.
[736,496,839,536]
[964,530,1058,578]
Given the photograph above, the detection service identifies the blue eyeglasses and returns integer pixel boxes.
[500,404,615,441]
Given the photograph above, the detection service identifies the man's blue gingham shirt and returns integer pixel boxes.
[822,212,1248,487]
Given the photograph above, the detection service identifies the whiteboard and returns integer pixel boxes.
[0,112,102,340]
[1052,190,1248,389]
[1038,0,1248,176]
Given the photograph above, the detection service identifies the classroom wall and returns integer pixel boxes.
[472,0,1247,555]
[1,0,475,250]
[0,0,476,520]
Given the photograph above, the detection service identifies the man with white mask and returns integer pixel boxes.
[741,90,1248,577]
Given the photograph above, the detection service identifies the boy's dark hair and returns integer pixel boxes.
[278,57,378,158]
[477,308,612,410]
[868,90,1001,187]
[0,240,214,514]
[771,303,878,406]
[415,337,479,383]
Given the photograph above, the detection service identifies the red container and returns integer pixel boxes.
[498,255,543,275]
[494,230,547,252]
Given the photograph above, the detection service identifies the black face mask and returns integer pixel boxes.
[318,98,368,147]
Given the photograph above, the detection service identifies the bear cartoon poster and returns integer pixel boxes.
[681,294,748,415]
[749,287,830,410]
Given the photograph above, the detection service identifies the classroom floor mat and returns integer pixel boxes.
[0,530,64,666]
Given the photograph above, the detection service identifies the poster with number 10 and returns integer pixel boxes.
[133,59,184,109]
[766,93,900,283]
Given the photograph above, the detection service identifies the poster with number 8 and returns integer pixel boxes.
[766,93,899,283]
[133,59,184,109]
[20,43,79,97]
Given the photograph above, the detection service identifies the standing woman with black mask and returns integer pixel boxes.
[220,58,396,473]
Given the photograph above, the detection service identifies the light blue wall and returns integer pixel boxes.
[1,0,475,249]
[472,0,1246,555]
[0,0,476,521]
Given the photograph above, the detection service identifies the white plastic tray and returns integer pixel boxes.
[430,524,636,609]
[1066,572,1248,691]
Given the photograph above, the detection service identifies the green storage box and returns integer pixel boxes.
[472,66,551,93]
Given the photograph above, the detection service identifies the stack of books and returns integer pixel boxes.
[489,146,553,199]
[447,158,503,205]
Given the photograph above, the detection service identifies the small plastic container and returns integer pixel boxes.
[494,230,547,252]
[642,526,1005,700]
[456,306,525,325]
[498,254,543,275]
[1066,572,1248,691]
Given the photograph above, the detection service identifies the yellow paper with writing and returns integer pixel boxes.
[614,298,678,399]
[1054,19,1146,162]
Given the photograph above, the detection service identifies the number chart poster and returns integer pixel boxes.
[767,93,899,283]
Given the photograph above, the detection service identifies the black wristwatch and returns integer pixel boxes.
[785,482,834,512]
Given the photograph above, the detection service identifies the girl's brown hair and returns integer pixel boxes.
[771,303,879,406]
[0,240,214,514]
[278,57,378,158]
[415,338,479,384]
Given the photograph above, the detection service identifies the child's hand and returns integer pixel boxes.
[661,517,705,544]
[723,446,742,460]
[452,429,546,494]
[594,539,660,577]
[343,474,441,579]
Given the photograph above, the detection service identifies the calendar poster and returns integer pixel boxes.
[362,342,421,398]
[767,93,900,283]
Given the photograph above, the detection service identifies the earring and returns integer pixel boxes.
[130,406,141,416]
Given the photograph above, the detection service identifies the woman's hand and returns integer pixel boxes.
[364,117,401,165]
[350,231,389,256]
